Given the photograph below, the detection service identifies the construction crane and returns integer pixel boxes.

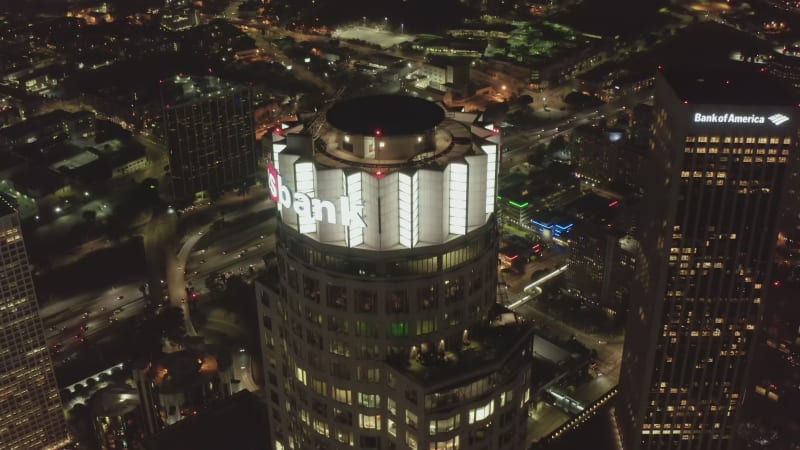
[309,87,346,144]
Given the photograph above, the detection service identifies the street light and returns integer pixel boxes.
[362,16,366,26]
[401,23,404,33]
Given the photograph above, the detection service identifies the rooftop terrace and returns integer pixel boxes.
[389,320,535,388]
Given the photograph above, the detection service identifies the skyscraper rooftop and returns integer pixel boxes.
[326,95,446,136]
[661,65,799,105]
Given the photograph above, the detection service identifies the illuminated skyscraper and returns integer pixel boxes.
[614,68,798,450]
[0,195,70,449]
[161,75,258,202]
[256,95,534,450]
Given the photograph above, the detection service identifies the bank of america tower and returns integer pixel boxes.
[615,67,799,450]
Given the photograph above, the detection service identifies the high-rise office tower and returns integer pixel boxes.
[566,222,637,321]
[735,281,800,449]
[256,95,534,450]
[0,194,70,449]
[614,67,798,450]
[161,75,258,202]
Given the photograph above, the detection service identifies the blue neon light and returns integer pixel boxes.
[531,220,575,237]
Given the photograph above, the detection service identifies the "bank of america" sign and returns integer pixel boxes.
[693,112,790,126]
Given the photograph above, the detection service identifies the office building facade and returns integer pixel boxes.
[566,223,636,320]
[734,281,800,449]
[161,75,258,202]
[615,69,798,450]
[256,95,534,450]
[0,195,70,449]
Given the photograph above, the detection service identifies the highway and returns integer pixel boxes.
[40,283,146,364]
[184,219,276,295]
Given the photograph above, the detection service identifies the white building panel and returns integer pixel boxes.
[317,169,347,245]
[448,162,468,236]
[272,142,287,174]
[345,172,364,247]
[295,161,317,234]
[418,170,444,244]
[379,173,400,249]
[276,153,300,228]
[362,173,381,249]
[482,143,498,214]
[398,172,421,248]
[466,154,488,230]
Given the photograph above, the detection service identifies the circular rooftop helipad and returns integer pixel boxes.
[326,95,445,136]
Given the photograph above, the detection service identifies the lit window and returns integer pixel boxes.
[334,429,353,446]
[311,378,327,396]
[358,393,381,408]
[406,410,418,429]
[430,436,460,450]
[406,432,418,450]
[429,415,460,435]
[295,367,307,385]
[313,418,330,437]
[359,414,381,430]
[468,400,494,424]
[333,387,352,405]
[500,390,513,407]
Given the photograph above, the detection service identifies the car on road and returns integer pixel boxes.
[117,295,124,300]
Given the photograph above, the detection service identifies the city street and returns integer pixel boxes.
[233,348,259,393]
[502,263,623,444]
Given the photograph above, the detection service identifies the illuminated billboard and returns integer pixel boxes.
[268,162,366,228]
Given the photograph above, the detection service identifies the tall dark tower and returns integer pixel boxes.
[0,195,70,449]
[161,75,258,202]
[615,68,798,450]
